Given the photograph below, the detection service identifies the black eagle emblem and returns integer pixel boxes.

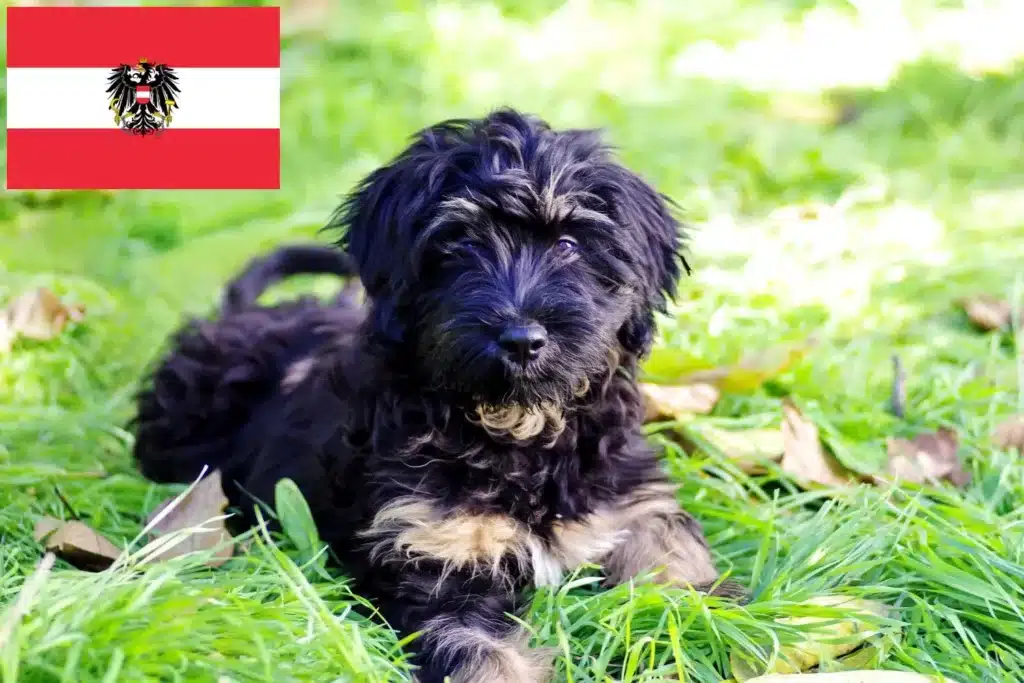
[106,58,180,135]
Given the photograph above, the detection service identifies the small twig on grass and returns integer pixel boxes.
[52,485,79,520]
[890,354,906,419]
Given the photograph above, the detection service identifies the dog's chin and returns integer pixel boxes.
[451,360,593,444]
[469,356,585,407]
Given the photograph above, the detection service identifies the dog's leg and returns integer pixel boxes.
[363,500,552,683]
[552,481,743,597]
[373,567,550,683]
[409,584,550,683]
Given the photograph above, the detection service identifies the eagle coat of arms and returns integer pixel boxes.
[106,58,180,135]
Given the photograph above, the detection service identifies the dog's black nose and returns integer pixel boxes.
[498,323,548,363]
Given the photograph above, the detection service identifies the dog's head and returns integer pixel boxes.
[332,109,685,438]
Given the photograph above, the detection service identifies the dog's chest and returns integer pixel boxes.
[453,438,605,528]
[366,408,660,588]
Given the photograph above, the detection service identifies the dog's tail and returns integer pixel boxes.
[132,244,359,485]
[221,244,359,314]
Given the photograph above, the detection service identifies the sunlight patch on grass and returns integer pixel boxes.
[671,1,1024,93]
[689,194,950,324]
[424,0,777,117]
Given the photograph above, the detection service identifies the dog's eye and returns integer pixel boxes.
[554,236,578,257]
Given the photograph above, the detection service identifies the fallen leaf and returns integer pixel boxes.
[885,428,969,487]
[275,478,328,573]
[641,346,714,383]
[282,0,333,36]
[0,288,85,352]
[780,402,854,488]
[692,424,785,473]
[681,338,818,393]
[640,382,720,422]
[731,596,891,680]
[960,295,1013,331]
[746,674,961,683]
[33,517,121,571]
[994,415,1024,453]
[143,470,234,567]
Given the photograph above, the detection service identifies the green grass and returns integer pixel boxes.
[3,1,1024,681]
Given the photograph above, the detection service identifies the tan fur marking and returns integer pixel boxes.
[547,509,628,569]
[362,499,577,587]
[538,165,614,227]
[438,196,487,224]
[364,499,524,576]
[603,483,719,587]
[474,402,566,442]
[441,171,614,232]
[549,482,719,589]
[425,618,553,683]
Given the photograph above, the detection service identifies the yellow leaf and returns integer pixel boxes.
[746,674,960,683]
[640,382,720,422]
[731,596,891,680]
[780,401,854,488]
[693,424,785,473]
[641,345,710,383]
[683,339,818,393]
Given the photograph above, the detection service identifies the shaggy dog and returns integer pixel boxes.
[133,109,742,683]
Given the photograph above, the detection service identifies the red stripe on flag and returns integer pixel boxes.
[7,7,280,68]
[7,129,280,190]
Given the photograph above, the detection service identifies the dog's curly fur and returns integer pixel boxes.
[133,109,742,683]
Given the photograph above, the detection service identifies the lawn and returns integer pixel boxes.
[2,1,1024,682]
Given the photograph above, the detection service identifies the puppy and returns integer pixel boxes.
[133,109,742,683]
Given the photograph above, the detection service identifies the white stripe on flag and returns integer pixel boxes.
[6,67,280,129]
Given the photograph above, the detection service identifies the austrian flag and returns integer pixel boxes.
[6,6,281,190]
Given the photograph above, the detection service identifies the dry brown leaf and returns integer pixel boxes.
[33,517,121,571]
[780,402,854,488]
[144,470,234,567]
[682,338,818,393]
[1,288,85,352]
[961,295,1012,331]
[731,596,891,680]
[994,415,1024,453]
[695,425,785,473]
[746,674,961,683]
[640,382,720,422]
[282,0,332,36]
[885,428,969,487]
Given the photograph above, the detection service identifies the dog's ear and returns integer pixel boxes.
[607,169,687,356]
[330,156,433,304]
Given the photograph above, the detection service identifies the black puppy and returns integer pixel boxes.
[134,109,741,683]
